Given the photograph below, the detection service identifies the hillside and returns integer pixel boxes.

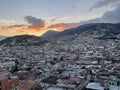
[48,23,120,40]
[0,35,49,46]
[41,30,59,38]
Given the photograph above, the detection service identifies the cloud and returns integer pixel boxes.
[0,25,26,30]
[49,15,73,23]
[48,23,80,31]
[89,0,120,11]
[82,6,120,24]
[79,18,101,25]
[7,25,27,28]
[1,7,120,37]
[24,16,80,31]
[0,20,15,25]
[24,16,45,28]
[0,19,79,35]
[101,6,120,23]
[0,24,28,36]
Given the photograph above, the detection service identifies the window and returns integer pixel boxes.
[0,81,1,86]
[117,81,120,86]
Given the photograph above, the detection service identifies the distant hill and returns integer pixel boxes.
[41,30,59,38]
[0,36,7,41]
[49,23,120,40]
[0,35,50,46]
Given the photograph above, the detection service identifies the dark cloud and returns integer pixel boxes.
[89,0,120,11]
[49,18,57,22]
[72,5,77,9]
[24,16,45,28]
[101,7,120,23]
[7,25,26,28]
[82,6,120,24]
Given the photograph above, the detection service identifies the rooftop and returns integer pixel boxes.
[20,81,34,90]
[0,71,10,79]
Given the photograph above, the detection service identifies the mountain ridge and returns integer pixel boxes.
[41,30,59,38]
[0,36,7,41]
[0,23,120,46]
[44,23,120,39]
[0,35,49,46]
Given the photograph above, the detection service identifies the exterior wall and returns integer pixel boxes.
[109,85,120,90]
[6,78,20,90]
[1,79,8,90]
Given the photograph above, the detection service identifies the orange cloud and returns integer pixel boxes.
[0,16,81,36]
[48,23,79,31]
[0,25,27,30]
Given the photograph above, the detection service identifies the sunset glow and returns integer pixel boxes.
[0,0,119,37]
[0,24,73,36]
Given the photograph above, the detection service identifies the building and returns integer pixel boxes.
[109,78,120,90]
[0,71,19,90]
[86,82,104,90]
[42,76,86,90]
[0,71,35,90]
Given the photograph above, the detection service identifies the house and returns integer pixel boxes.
[0,71,35,90]
[0,72,19,90]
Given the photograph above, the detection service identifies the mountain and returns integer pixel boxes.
[0,36,7,41]
[0,35,50,46]
[0,23,120,46]
[41,30,59,38]
[50,23,120,40]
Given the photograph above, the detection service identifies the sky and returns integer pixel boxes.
[0,0,120,36]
